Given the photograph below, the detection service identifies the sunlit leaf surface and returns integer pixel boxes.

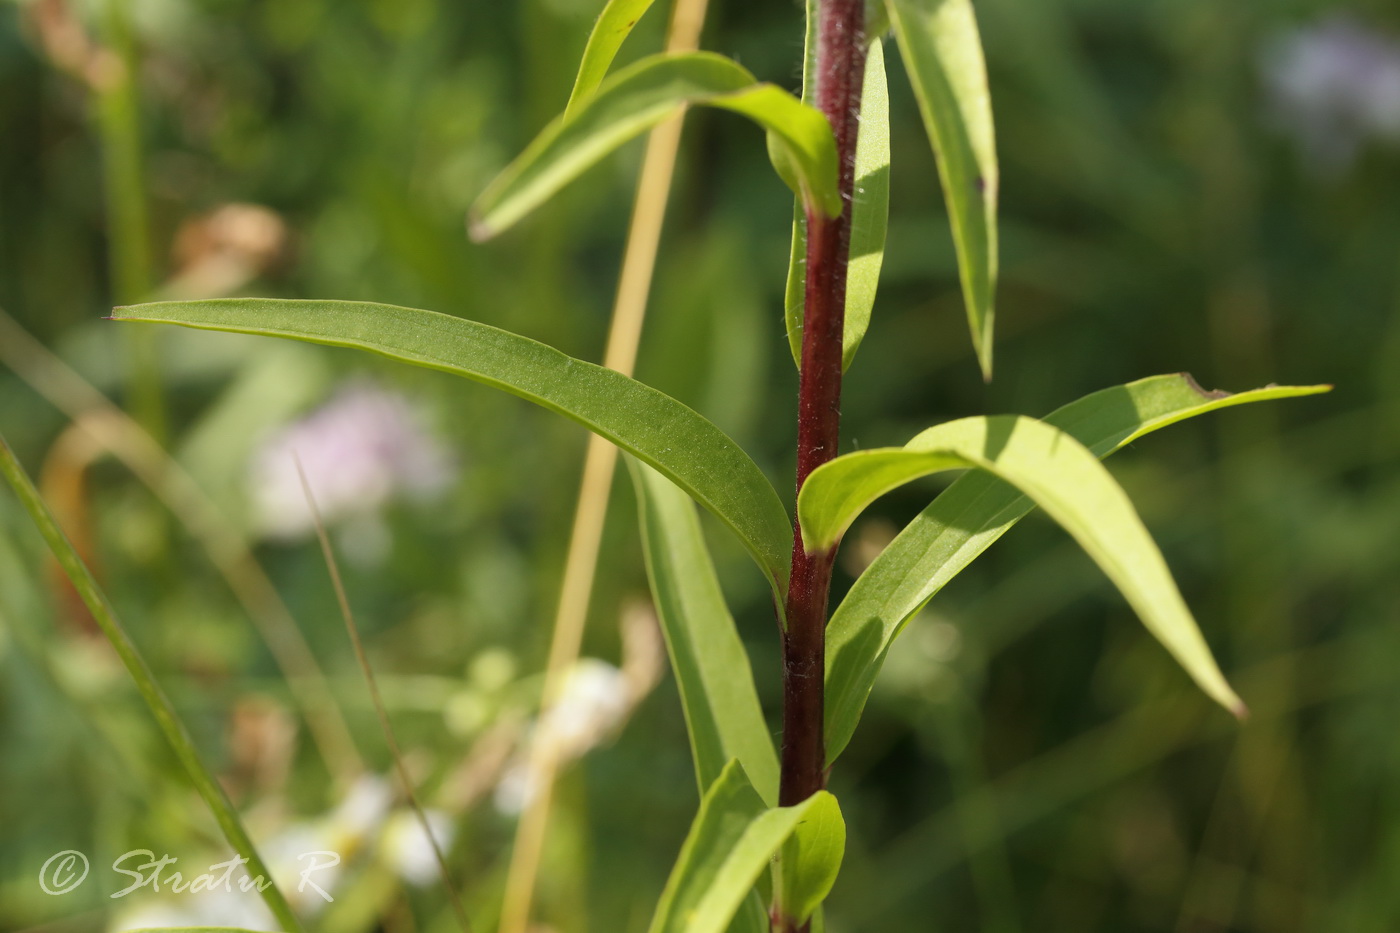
[472,52,840,239]
[886,0,998,378]
[822,375,1330,762]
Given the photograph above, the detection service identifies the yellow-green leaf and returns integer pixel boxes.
[776,792,845,926]
[471,52,840,239]
[565,0,660,116]
[886,0,997,378]
[648,760,843,933]
[822,375,1330,762]
[784,38,891,371]
[628,459,780,804]
[803,415,1245,716]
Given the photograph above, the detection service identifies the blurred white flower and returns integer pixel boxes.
[330,772,396,837]
[110,888,278,932]
[106,773,451,929]
[494,659,632,815]
[249,380,453,545]
[1261,15,1400,171]
[381,809,455,886]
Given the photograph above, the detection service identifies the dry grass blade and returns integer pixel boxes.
[293,458,473,933]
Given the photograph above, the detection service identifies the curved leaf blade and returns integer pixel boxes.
[628,459,780,805]
[823,375,1330,762]
[886,0,997,379]
[471,52,839,239]
[565,0,660,116]
[648,760,843,933]
[777,792,846,926]
[803,415,1245,715]
[111,298,792,598]
[784,39,891,370]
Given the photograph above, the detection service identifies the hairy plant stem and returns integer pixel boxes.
[779,0,867,847]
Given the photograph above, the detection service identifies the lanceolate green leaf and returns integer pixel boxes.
[0,436,305,933]
[784,39,891,371]
[886,0,997,379]
[628,459,780,805]
[111,298,792,598]
[648,760,843,933]
[471,52,840,239]
[823,375,1330,762]
[802,413,1244,717]
[565,0,659,117]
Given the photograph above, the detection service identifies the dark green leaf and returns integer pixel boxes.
[111,298,792,599]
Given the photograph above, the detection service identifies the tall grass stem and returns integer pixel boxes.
[295,459,473,933]
[0,432,304,933]
[495,1,711,930]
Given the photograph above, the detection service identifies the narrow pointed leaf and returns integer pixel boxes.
[803,415,1245,715]
[648,760,842,933]
[886,0,997,378]
[628,459,780,805]
[780,0,818,364]
[0,436,304,933]
[111,298,792,598]
[565,0,660,116]
[471,52,839,239]
[784,39,891,370]
[824,375,1330,762]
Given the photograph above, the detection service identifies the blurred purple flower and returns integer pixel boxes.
[250,380,453,543]
[1261,15,1400,172]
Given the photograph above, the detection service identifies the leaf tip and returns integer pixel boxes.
[1228,696,1250,723]
[466,212,495,243]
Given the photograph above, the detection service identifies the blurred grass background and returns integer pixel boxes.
[1,0,1397,931]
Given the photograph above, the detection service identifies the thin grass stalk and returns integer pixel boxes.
[0,432,304,933]
[295,459,473,933]
[95,0,164,439]
[0,308,364,783]
[495,1,710,930]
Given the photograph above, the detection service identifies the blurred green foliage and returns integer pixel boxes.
[1,0,1397,931]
